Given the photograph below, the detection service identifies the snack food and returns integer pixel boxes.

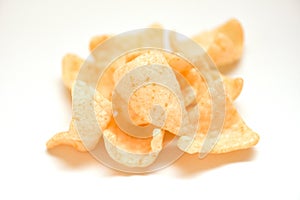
[103,119,164,167]
[192,19,244,67]
[47,81,112,151]
[47,19,259,169]
[113,51,190,136]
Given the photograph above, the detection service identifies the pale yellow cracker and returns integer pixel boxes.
[46,121,86,152]
[61,52,125,100]
[47,81,112,151]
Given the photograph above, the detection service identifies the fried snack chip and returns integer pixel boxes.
[89,35,110,52]
[178,96,259,154]
[62,54,84,90]
[61,52,125,100]
[55,53,245,153]
[222,75,243,101]
[61,52,243,102]
[61,54,102,93]
[48,20,259,169]
[166,54,243,102]
[103,119,164,167]
[47,81,112,151]
[113,51,169,83]
[182,69,244,104]
[164,53,193,74]
[63,20,244,92]
[46,121,87,152]
[177,69,259,154]
[113,51,191,136]
[192,19,244,67]
[96,56,126,99]
[89,19,243,69]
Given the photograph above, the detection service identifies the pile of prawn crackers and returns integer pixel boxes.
[47,19,259,168]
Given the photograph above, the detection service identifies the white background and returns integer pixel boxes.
[1,0,300,199]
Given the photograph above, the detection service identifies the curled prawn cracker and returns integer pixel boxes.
[113,50,169,83]
[176,66,243,109]
[61,52,243,102]
[46,122,86,152]
[178,97,259,154]
[177,68,258,154]
[65,20,243,92]
[91,29,164,64]
[189,68,243,100]
[129,84,187,135]
[103,120,164,167]
[61,52,125,99]
[180,70,244,103]
[113,51,191,136]
[164,53,194,75]
[47,81,112,151]
[192,19,244,67]
[61,54,102,92]
[96,56,127,100]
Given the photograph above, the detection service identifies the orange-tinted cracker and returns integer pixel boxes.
[129,83,185,135]
[222,76,243,100]
[113,51,191,136]
[178,96,259,154]
[113,51,169,83]
[46,121,86,152]
[96,56,127,100]
[62,54,84,90]
[177,70,259,154]
[61,52,125,100]
[193,19,244,67]
[166,54,244,104]
[89,35,110,52]
[103,119,164,167]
